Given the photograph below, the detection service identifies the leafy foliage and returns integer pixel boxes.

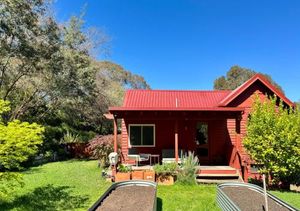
[60,130,81,144]
[0,0,150,162]
[244,96,300,185]
[87,135,120,167]
[214,65,284,93]
[0,99,44,197]
[177,152,199,185]
[117,164,131,173]
[154,162,178,176]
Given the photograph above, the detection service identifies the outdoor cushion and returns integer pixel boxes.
[162,149,184,158]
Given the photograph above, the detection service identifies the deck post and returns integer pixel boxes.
[175,120,179,163]
[113,116,118,153]
[112,116,118,180]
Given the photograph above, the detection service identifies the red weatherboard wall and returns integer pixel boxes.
[120,113,236,166]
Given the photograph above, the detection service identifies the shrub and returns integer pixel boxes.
[244,96,300,185]
[60,130,82,144]
[86,135,120,167]
[118,164,131,173]
[176,151,199,185]
[154,162,178,176]
[0,100,44,197]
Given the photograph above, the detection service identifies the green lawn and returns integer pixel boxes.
[271,190,300,209]
[158,185,219,211]
[0,160,299,211]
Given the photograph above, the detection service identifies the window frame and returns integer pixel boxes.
[128,124,155,147]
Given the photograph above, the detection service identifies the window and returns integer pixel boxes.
[129,124,155,147]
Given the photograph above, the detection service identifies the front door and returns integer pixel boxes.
[195,122,209,163]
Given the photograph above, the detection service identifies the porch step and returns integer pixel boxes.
[196,177,243,184]
[197,173,240,178]
[196,166,239,177]
[196,166,241,184]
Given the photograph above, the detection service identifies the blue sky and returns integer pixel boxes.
[54,0,300,102]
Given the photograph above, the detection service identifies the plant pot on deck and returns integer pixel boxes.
[144,170,155,182]
[115,172,131,182]
[156,174,174,185]
[131,170,144,180]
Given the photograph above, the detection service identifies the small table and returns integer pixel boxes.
[150,154,160,166]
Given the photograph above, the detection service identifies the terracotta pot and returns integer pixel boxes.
[131,171,144,180]
[144,171,155,182]
[115,172,131,182]
[156,175,174,185]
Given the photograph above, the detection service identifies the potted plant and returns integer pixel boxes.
[115,164,131,182]
[154,162,178,185]
[131,170,144,180]
[144,170,155,181]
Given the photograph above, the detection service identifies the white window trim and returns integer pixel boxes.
[128,124,155,147]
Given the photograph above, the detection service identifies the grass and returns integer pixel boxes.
[0,160,111,211]
[271,190,300,209]
[0,160,299,210]
[157,185,219,211]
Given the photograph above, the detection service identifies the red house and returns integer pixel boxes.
[108,74,294,181]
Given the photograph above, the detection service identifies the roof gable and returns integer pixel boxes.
[218,74,294,107]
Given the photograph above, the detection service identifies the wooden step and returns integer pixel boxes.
[196,166,238,176]
[197,177,243,184]
[197,173,240,178]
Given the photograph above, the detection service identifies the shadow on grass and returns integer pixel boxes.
[21,167,42,175]
[157,197,163,211]
[0,184,88,211]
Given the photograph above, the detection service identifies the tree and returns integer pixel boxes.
[0,100,44,197]
[214,65,284,93]
[295,100,300,110]
[244,96,300,186]
[0,0,150,160]
[0,0,62,119]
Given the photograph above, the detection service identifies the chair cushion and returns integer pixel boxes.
[162,149,184,158]
[128,148,138,155]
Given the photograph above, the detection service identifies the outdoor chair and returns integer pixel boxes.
[162,149,184,164]
[127,148,150,166]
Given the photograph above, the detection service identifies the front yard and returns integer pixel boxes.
[0,160,299,211]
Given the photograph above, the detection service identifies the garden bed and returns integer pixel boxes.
[222,186,289,211]
[89,181,157,211]
[217,182,298,211]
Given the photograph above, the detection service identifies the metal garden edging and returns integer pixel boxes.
[216,182,299,211]
[88,180,157,211]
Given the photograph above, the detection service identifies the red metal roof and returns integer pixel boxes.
[124,90,231,108]
[109,74,294,112]
[110,90,235,111]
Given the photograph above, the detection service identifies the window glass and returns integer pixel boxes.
[130,126,141,145]
[129,125,154,146]
[143,126,154,145]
